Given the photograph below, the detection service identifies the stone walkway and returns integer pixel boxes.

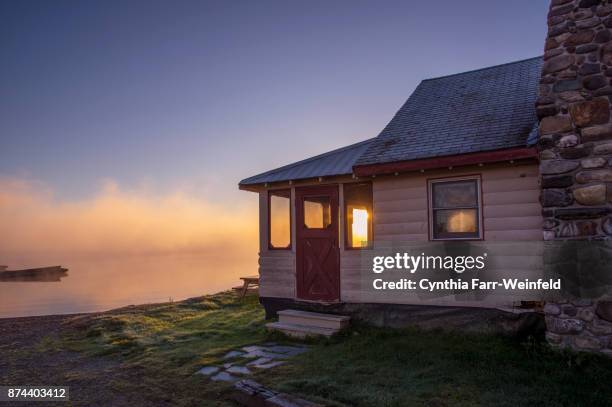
[196,343,309,382]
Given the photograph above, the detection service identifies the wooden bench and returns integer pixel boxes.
[232,275,260,298]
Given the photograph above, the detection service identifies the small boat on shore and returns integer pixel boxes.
[0,266,68,282]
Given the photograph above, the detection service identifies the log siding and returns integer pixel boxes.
[257,162,542,303]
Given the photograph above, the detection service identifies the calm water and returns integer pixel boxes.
[0,253,256,318]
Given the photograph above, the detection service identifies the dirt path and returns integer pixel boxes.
[0,314,142,406]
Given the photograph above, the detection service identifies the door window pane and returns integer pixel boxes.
[304,196,331,229]
[344,183,373,248]
[269,190,291,249]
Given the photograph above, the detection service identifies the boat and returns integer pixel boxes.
[0,266,68,282]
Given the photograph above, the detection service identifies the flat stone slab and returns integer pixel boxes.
[243,349,291,359]
[247,357,272,366]
[223,350,245,359]
[233,380,323,407]
[242,344,310,360]
[227,365,252,375]
[253,360,285,369]
[243,345,308,357]
[246,358,285,369]
[242,345,264,353]
[196,366,220,376]
[267,345,309,356]
[197,344,310,378]
[211,371,239,382]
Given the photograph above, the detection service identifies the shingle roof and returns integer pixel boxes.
[239,138,374,186]
[355,56,543,166]
[239,56,542,187]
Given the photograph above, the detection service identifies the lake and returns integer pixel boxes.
[0,253,257,318]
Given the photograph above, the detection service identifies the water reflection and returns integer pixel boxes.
[0,253,255,318]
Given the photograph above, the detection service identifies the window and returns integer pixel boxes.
[269,190,291,249]
[344,182,373,248]
[303,196,332,229]
[429,177,481,240]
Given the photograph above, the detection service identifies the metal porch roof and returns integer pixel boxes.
[239,138,374,186]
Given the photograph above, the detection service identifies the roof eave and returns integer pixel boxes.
[353,146,539,177]
[238,183,262,192]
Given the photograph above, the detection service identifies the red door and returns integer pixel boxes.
[295,185,340,301]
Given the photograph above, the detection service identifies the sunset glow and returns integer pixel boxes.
[0,176,260,317]
[0,177,258,261]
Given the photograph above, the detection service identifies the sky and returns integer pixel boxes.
[0,0,548,260]
[1,0,549,200]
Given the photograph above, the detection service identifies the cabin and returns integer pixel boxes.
[239,57,544,325]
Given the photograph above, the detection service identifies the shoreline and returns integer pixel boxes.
[0,312,91,322]
[0,293,214,321]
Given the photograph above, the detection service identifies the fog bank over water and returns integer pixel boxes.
[0,177,258,317]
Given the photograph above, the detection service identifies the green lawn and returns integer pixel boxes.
[59,291,269,405]
[54,292,612,406]
[254,327,612,406]
[64,291,268,372]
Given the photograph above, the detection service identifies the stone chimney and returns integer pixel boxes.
[538,0,612,355]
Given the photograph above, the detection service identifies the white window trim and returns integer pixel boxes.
[428,175,483,241]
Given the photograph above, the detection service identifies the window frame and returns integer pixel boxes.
[427,175,483,241]
[268,189,292,250]
[343,182,373,250]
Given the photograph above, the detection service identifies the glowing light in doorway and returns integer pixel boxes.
[351,208,369,247]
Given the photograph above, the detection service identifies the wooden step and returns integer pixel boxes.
[265,322,338,338]
[277,309,350,330]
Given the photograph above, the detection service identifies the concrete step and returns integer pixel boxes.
[278,309,350,330]
[265,322,338,338]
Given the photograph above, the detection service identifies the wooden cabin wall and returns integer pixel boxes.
[341,162,542,304]
[372,162,541,241]
[257,162,542,305]
[257,190,296,299]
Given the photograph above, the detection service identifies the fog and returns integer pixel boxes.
[0,177,259,317]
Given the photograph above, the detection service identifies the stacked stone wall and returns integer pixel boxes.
[539,0,612,354]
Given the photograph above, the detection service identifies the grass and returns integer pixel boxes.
[59,291,269,405]
[254,326,612,407]
[32,291,612,406]
[65,291,266,366]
